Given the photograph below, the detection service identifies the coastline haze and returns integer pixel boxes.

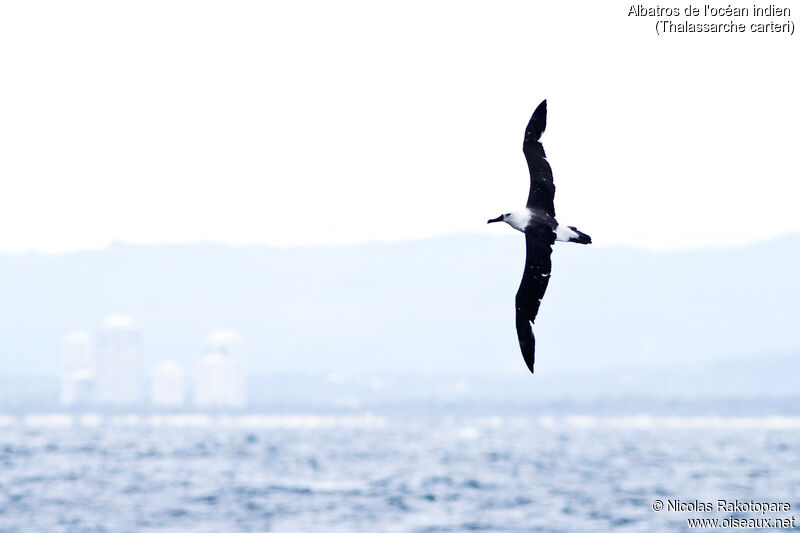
[1,234,798,405]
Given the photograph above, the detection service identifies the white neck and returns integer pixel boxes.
[504,209,532,232]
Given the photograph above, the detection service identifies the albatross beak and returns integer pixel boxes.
[487,216,503,224]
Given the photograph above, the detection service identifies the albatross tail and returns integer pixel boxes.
[567,226,592,245]
[555,225,592,244]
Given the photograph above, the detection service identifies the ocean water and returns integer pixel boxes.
[1,414,799,532]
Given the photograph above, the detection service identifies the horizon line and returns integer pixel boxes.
[0,231,798,257]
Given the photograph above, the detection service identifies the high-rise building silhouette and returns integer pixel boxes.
[60,330,94,406]
[95,314,142,405]
[193,329,246,408]
[151,359,186,407]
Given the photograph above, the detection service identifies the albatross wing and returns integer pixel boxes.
[515,224,555,373]
[523,100,556,218]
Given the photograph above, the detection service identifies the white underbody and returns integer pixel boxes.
[504,209,578,242]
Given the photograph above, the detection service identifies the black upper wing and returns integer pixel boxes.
[514,224,555,373]
[523,100,556,217]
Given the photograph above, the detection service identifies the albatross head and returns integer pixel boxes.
[487,210,531,232]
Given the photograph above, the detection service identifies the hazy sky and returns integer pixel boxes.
[1,1,798,253]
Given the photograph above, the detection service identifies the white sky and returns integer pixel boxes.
[1,1,798,253]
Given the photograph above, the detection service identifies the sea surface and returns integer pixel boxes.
[1,414,799,532]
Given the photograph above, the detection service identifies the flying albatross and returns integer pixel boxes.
[487,100,591,373]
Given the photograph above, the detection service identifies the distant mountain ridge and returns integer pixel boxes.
[1,234,798,399]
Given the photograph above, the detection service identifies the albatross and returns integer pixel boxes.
[487,100,592,373]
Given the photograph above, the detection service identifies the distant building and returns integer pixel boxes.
[95,314,143,405]
[60,331,95,406]
[193,329,246,408]
[151,360,186,407]
[193,352,228,407]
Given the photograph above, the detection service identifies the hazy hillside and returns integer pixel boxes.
[1,234,798,399]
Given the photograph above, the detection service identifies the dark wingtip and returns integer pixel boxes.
[516,311,536,374]
[524,99,548,145]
